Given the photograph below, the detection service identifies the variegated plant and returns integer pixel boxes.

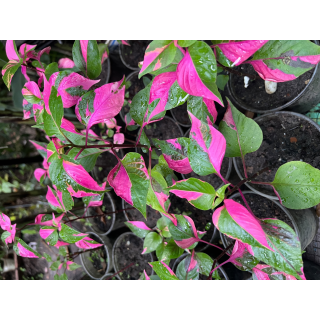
[2,40,320,280]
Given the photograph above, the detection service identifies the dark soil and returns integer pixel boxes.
[235,113,320,196]
[169,194,214,251]
[231,63,313,111]
[114,233,153,280]
[88,194,114,233]
[93,150,123,184]
[171,103,190,126]
[123,201,161,228]
[89,248,108,276]
[90,58,110,90]
[184,157,230,189]
[121,40,152,69]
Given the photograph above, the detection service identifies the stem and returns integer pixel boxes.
[104,262,134,280]
[250,181,272,185]
[74,148,84,160]
[198,240,230,255]
[241,153,248,179]
[238,189,253,215]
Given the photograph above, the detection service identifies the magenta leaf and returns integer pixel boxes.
[22,81,43,104]
[58,58,75,69]
[252,264,302,280]
[124,221,152,238]
[188,112,226,177]
[177,41,223,106]
[107,152,150,217]
[34,168,47,182]
[13,238,41,258]
[39,226,58,246]
[149,261,179,280]
[46,186,74,213]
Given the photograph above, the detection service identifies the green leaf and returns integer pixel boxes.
[72,40,86,74]
[43,253,52,262]
[68,148,102,172]
[216,184,230,199]
[138,128,150,153]
[59,224,86,244]
[54,273,68,280]
[176,254,199,280]
[86,40,102,79]
[270,161,320,209]
[50,261,61,271]
[143,232,162,254]
[1,231,11,245]
[216,74,229,91]
[2,60,22,90]
[157,217,171,238]
[156,238,183,261]
[164,81,189,110]
[41,227,58,246]
[195,252,213,276]
[149,261,178,280]
[219,98,263,157]
[68,262,81,271]
[124,222,151,238]
[152,155,176,187]
[177,40,197,47]
[168,178,216,210]
[45,62,59,81]
[187,95,215,124]
[59,246,67,257]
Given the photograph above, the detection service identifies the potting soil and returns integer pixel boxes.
[231,64,313,111]
[114,233,153,280]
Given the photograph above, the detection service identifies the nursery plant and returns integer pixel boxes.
[2,40,320,280]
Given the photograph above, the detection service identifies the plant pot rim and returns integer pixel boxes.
[172,252,229,280]
[85,191,116,236]
[119,43,141,71]
[170,105,191,128]
[233,111,320,200]
[219,190,302,252]
[227,40,320,114]
[112,231,154,280]
[79,232,112,280]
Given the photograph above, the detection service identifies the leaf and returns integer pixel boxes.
[72,40,102,79]
[54,273,68,280]
[13,238,41,258]
[178,40,197,47]
[124,221,152,238]
[59,224,87,244]
[152,155,177,187]
[59,246,67,257]
[216,74,229,91]
[270,161,320,210]
[43,252,52,262]
[1,231,11,245]
[68,262,81,271]
[212,199,273,251]
[219,98,263,158]
[39,227,58,246]
[187,95,218,125]
[143,232,162,254]
[68,148,102,172]
[156,239,183,262]
[168,178,216,210]
[156,217,171,238]
[50,261,61,271]
[194,252,213,276]
[2,60,22,90]
[177,41,223,106]
[149,261,178,280]
[153,138,192,174]
[107,152,150,217]
[46,186,73,213]
[139,40,178,78]
[22,81,42,104]
[176,251,199,280]
[45,62,59,81]
[188,112,226,176]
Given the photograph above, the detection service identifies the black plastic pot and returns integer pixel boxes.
[172,253,229,280]
[119,43,140,71]
[303,259,320,280]
[85,192,116,236]
[79,232,113,280]
[233,111,320,200]
[226,41,320,114]
[219,191,318,250]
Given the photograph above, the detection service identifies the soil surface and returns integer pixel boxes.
[89,248,108,277]
[121,40,152,69]
[90,58,110,90]
[235,113,320,196]
[114,233,153,280]
[231,64,313,111]
[93,150,123,184]
[123,201,161,228]
[88,194,114,233]
[171,103,190,126]
[169,194,214,251]
[184,157,231,189]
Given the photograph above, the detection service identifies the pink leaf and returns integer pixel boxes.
[215,40,268,66]
[0,213,12,231]
[39,228,55,240]
[21,65,30,82]
[46,186,63,211]
[121,41,130,46]
[80,41,88,65]
[22,81,42,100]
[17,242,38,258]
[4,224,16,245]
[19,44,37,61]
[58,58,75,69]
[126,221,152,231]
[63,160,107,192]
[61,118,82,136]
[5,40,20,61]
[57,73,100,108]
[105,118,117,129]
[177,50,223,106]
[143,270,150,280]
[75,236,103,249]
[203,98,218,124]
[54,241,69,248]
[113,133,124,145]
[34,168,47,182]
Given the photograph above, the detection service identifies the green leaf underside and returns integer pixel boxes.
[149,261,178,280]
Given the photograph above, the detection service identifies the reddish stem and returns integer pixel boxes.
[104,262,135,280]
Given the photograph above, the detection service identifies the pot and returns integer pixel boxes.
[79,232,113,280]
[85,192,116,236]
[303,259,320,280]
[112,232,154,280]
[219,191,318,250]
[101,272,121,280]
[226,40,320,114]
[172,253,229,280]
[233,111,320,200]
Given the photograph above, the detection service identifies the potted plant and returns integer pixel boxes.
[3,39,320,280]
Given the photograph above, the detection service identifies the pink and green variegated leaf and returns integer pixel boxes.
[252,264,303,280]
[57,72,99,108]
[34,213,64,231]
[60,118,85,145]
[149,261,179,280]
[143,231,163,254]
[30,140,48,158]
[19,43,37,62]
[75,236,103,249]
[13,238,41,258]
[107,152,150,217]
[2,60,22,90]
[177,41,223,106]
[39,226,58,246]
[82,193,104,209]
[5,41,20,61]
[124,221,152,238]
[75,77,125,129]
[219,98,263,157]
[59,224,87,244]
[168,178,216,210]
[139,270,151,280]
[139,41,179,78]
[247,40,320,82]
[176,250,199,280]
[1,227,16,246]
[72,40,102,79]
[22,81,42,104]
[58,58,75,69]
[248,218,304,278]
[188,112,226,177]
[22,99,33,120]
[153,137,192,175]
[213,40,268,67]
[49,157,107,198]
[46,186,73,213]
[212,199,273,251]
[33,103,44,123]
[34,168,47,182]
